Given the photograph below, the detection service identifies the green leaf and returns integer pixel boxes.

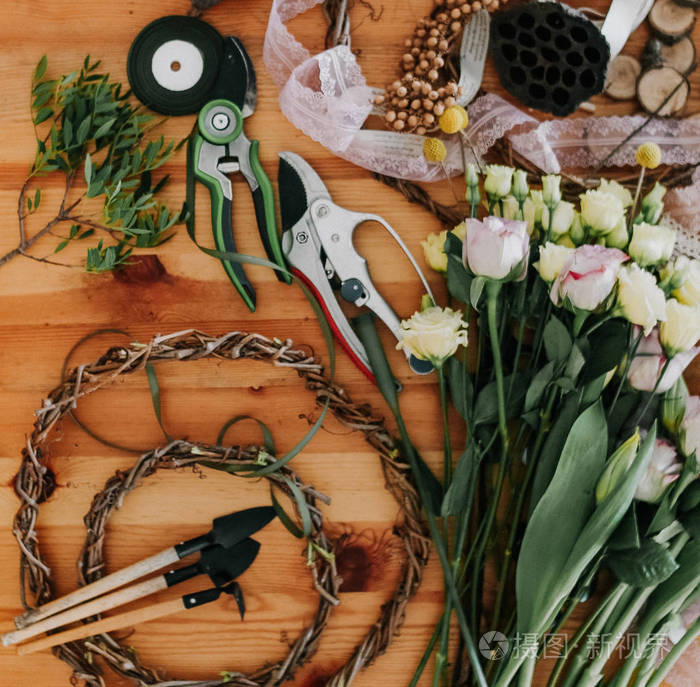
[544,315,572,362]
[442,445,477,516]
[607,540,679,587]
[93,116,116,139]
[470,276,485,310]
[473,371,529,427]
[269,478,308,539]
[680,506,700,539]
[33,188,41,211]
[564,342,586,381]
[145,363,170,442]
[525,361,555,413]
[84,153,93,186]
[34,107,53,125]
[446,256,471,304]
[516,400,608,634]
[446,355,472,421]
[34,55,47,82]
[581,320,628,383]
[54,239,69,253]
[76,114,91,144]
[608,503,641,551]
[216,415,276,455]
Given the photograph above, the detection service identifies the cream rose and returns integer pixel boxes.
[421,231,448,273]
[541,201,575,238]
[535,243,574,283]
[484,165,515,199]
[615,264,666,335]
[628,222,676,267]
[660,299,700,355]
[396,306,468,366]
[598,179,634,208]
[580,189,626,236]
[674,257,700,307]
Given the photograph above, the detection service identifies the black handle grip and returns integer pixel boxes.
[174,534,211,560]
[182,586,221,609]
[164,562,200,588]
[251,186,286,283]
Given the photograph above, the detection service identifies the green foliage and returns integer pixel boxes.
[607,540,679,587]
[27,54,183,270]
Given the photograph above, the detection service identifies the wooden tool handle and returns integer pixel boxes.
[16,597,184,656]
[3,575,168,646]
[14,546,179,629]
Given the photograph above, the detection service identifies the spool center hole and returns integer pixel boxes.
[170,60,181,72]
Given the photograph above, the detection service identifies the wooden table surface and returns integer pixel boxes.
[0,1,698,686]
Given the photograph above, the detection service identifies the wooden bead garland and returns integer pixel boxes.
[375,0,508,133]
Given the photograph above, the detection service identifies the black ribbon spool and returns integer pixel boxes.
[490,2,610,117]
[127,15,224,116]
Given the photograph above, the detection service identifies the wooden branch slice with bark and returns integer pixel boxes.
[649,0,697,44]
[660,36,697,73]
[636,65,690,115]
[605,55,642,100]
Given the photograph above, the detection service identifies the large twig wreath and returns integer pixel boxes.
[12,330,430,687]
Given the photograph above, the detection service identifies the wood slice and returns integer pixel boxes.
[660,35,697,73]
[636,65,690,115]
[604,55,642,100]
[649,0,697,44]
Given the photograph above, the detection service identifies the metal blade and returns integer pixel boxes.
[211,37,253,116]
[211,506,276,549]
[278,152,332,234]
[201,538,260,587]
[232,37,257,118]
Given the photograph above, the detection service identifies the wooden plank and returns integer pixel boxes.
[0,0,697,685]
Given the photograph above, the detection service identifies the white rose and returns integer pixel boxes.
[660,299,700,355]
[396,306,468,365]
[681,396,700,457]
[535,242,574,282]
[580,189,626,236]
[628,222,676,267]
[541,201,575,238]
[598,179,634,208]
[674,257,700,307]
[484,165,515,199]
[634,438,682,503]
[615,264,666,335]
[421,231,448,273]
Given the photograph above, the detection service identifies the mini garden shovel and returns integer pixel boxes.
[16,577,251,656]
[14,506,275,629]
[3,538,259,647]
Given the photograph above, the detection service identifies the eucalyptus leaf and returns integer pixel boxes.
[34,55,47,82]
[34,107,53,125]
[607,540,679,587]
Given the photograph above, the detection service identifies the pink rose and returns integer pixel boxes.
[550,244,628,311]
[627,328,700,393]
[463,216,529,281]
[681,396,700,457]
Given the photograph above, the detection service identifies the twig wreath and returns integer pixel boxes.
[12,330,430,687]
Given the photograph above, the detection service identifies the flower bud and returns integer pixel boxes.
[484,165,515,200]
[681,395,700,458]
[596,431,641,503]
[535,242,574,282]
[494,196,520,221]
[660,299,700,356]
[512,169,529,202]
[638,182,666,224]
[569,212,585,245]
[541,174,562,208]
[660,256,691,292]
[634,438,682,503]
[396,306,468,366]
[604,217,629,250]
[662,376,688,435]
[541,200,575,239]
[465,163,479,188]
[614,264,666,335]
[628,222,676,267]
[421,230,448,272]
[673,257,700,307]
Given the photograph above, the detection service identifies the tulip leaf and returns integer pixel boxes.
[473,371,529,427]
[543,315,572,362]
[442,444,477,516]
[516,400,607,634]
[606,540,679,587]
[446,355,473,421]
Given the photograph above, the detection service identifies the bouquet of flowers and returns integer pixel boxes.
[357,114,700,687]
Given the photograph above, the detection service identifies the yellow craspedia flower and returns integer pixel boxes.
[423,137,447,163]
[635,142,662,169]
[439,105,468,134]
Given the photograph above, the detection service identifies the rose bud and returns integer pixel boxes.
[483,164,515,200]
[628,222,676,268]
[634,438,682,503]
[580,188,626,236]
[660,300,700,356]
[598,179,633,208]
[673,257,700,308]
[614,264,666,335]
[596,431,641,503]
[541,200,576,239]
[681,395,700,458]
[535,242,574,283]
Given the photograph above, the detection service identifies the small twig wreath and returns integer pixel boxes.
[12,330,430,687]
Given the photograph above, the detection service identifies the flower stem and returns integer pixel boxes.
[609,326,644,416]
[438,367,453,484]
[632,357,671,426]
[645,616,700,687]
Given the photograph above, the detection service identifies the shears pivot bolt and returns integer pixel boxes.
[296,231,309,244]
